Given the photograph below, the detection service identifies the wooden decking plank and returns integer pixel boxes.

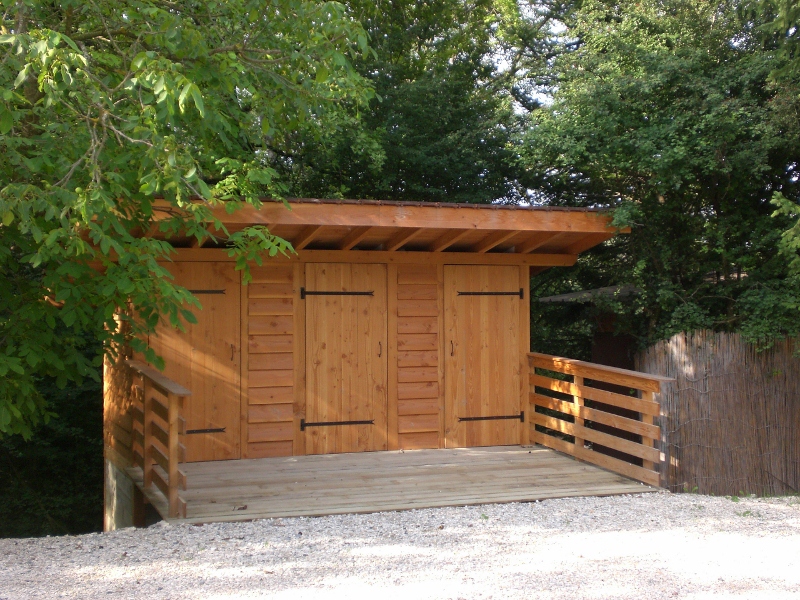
[148,446,655,524]
[186,482,646,518]
[181,461,609,493]
[182,485,647,522]
[182,472,633,506]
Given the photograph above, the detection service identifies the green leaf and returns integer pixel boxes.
[131,52,149,70]
[315,65,329,83]
[189,85,205,117]
[61,35,80,52]
[2,211,13,226]
[178,82,191,113]
[13,66,29,89]
[0,107,10,134]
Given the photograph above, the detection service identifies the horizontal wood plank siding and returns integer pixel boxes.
[247,266,295,458]
[395,266,441,450]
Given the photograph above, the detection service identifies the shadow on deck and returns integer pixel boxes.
[128,445,655,525]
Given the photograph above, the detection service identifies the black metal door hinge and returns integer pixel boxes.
[300,419,374,431]
[300,287,374,299]
[458,411,524,423]
[185,427,227,434]
[457,289,524,299]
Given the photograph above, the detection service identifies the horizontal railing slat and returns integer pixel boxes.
[151,443,170,474]
[532,430,660,488]
[149,419,170,450]
[149,393,170,424]
[531,411,660,463]
[531,393,660,439]
[151,465,170,499]
[529,352,671,393]
[126,359,192,397]
[530,374,661,416]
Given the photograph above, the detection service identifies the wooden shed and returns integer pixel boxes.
[103,199,672,527]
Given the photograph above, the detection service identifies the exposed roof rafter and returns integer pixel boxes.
[429,229,471,252]
[471,230,518,253]
[292,225,323,250]
[385,228,423,251]
[516,232,562,254]
[337,226,373,251]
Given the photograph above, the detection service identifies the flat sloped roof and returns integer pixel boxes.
[153,198,626,258]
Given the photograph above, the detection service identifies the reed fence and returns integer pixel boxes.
[636,331,800,496]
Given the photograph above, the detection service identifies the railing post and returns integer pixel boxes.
[573,375,585,450]
[641,390,656,472]
[142,379,153,489]
[167,391,180,518]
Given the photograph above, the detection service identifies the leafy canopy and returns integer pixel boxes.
[522,0,800,351]
[273,0,561,203]
[0,0,373,437]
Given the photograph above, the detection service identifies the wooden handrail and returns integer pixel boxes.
[126,359,190,518]
[528,352,673,487]
[529,352,672,393]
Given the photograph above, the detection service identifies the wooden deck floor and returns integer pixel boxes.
[132,445,655,524]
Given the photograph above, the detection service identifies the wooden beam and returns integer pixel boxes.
[516,232,562,254]
[292,225,322,250]
[563,233,612,255]
[337,226,373,251]
[470,230,518,253]
[428,229,470,252]
[167,248,578,267]
[156,200,624,234]
[385,228,422,252]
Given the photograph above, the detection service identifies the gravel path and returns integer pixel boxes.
[2,492,799,599]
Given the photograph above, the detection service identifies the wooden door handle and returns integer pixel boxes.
[230,343,235,361]
[450,340,454,356]
[378,341,382,357]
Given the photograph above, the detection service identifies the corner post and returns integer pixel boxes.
[641,390,656,472]
[573,375,585,450]
[142,379,153,489]
[167,391,180,518]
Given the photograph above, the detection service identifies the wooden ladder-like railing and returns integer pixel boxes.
[528,352,673,487]
[127,359,190,518]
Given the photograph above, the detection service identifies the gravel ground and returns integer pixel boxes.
[2,492,800,600]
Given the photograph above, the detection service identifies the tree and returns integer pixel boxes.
[0,0,373,437]
[521,0,800,350]
[760,0,800,277]
[271,0,549,203]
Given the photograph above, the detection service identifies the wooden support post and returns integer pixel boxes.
[387,264,399,450]
[142,380,154,489]
[167,392,180,518]
[573,375,584,449]
[520,265,530,446]
[641,390,656,472]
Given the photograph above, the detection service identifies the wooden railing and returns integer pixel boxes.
[529,352,673,487]
[126,359,190,518]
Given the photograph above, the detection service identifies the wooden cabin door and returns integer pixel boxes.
[304,263,388,454]
[444,265,522,448]
[150,262,241,462]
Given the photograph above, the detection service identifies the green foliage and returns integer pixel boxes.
[522,0,800,349]
[0,0,373,437]
[273,0,540,202]
[0,357,103,537]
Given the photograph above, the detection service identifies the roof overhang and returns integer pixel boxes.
[152,199,627,264]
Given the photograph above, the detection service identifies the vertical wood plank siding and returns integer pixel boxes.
[395,266,442,449]
[246,266,295,458]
